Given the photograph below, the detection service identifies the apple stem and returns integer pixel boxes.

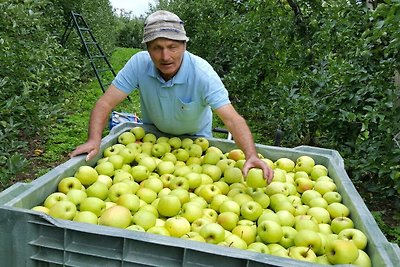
[306,246,312,253]
[229,241,234,247]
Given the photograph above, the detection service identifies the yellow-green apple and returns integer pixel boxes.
[319,223,333,234]
[139,156,157,172]
[217,211,239,231]
[213,180,229,195]
[223,234,247,249]
[265,181,289,196]
[130,126,146,140]
[122,180,140,194]
[132,209,157,230]
[79,197,105,217]
[352,249,372,267]
[276,210,295,227]
[118,147,137,164]
[146,226,170,236]
[307,207,331,224]
[294,229,322,253]
[159,173,175,188]
[198,184,221,203]
[323,191,342,204]
[142,133,157,144]
[180,137,193,149]
[288,246,317,263]
[44,192,68,209]
[191,217,212,232]
[199,222,225,244]
[232,224,257,245]
[227,149,245,161]
[301,189,322,205]
[172,148,189,162]
[295,155,315,174]
[131,165,150,182]
[216,159,236,174]
[74,165,98,186]
[31,205,50,214]
[99,205,131,228]
[180,202,203,223]
[116,193,140,214]
[295,177,314,193]
[181,231,206,242]
[186,143,203,158]
[202,164,222,182]
[169,176,190,190]
[126,142,142,154]
[331,216,354,234]
[48,200,77,220]
[314,180,337,195]
[157,194,181,217]
[310,164,328,180]
[274,157,295,172]
[267,244,289,258]
[86,181,109,200]
[73,211,98,224]
[151,143,167,158]
[103,145,122,157]
[294,170,309,180]
[287,195,302,206]
[251,191,270,209]
[338,228,368,250]
[235,159,246,170]
[118,131,136,145]
[246,168,266,188]
[189,195,208,209]
[257,211,281,225]
[326,239,359,264]
[327,202,350,218]
[58,177,83,194]
[247,242,269,254]
[295,215,319,232]
[184,172,202,190]
[142,177,163,193]
[161,152,177,164]
[168,136,182,149]
[202,208,218,222]
[223,166,243,184]
[308,197,328,209]
[269,193,289,209]
[271,168,287,182]
[278,226,298,248]
[136,187,157,204]
[316,254,331,265]
[113,170,133,184]
[232,192,253,207]
[219,200,241,215]
[97,174,113,188]
[202,151,221,165]
[209,194,229,211]
[257,220,283,243]
[108,182,132,202]
[165,216,191,237]
[240,201,263,221]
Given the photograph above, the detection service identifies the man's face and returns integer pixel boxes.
[147,38,186,81]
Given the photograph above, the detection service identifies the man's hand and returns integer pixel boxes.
[242,156,274,184]
[69,139,101,161]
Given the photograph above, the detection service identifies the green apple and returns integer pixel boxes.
[139,156,157,172]
[142,177,163,193]
[310,165,328,180]
[156,160,175,175]
[118,131,136,145]
[180,137,193,149]
[301,189,322,205]
[272,168,288,182]
[97,174,113,188]
[202,151,222,166]
[314,180,337,195]
[327,202,350,218]
[338,228,368,250]
[213,180,229,195]
[95,161,115,177]
[265,181,289,196]
[184,172,202,190]
[79,197,106,217]
[232,224,257,245]
[189,195,208,209]
[116,193,140,214]
[246,168,266,188]
[121,180,140,194]
[327,239,359,264]
[103,145,121,157]
[159,173,175,188]
[161,152,177,163]
[49,200,77,220]
[136,187,157,204]
[198,184,221,203]
[308,197,328,209]
[247,242,269,254]
[219,199,241,215]
[74,165,98,186]
[217,211,239,231]
[257,220,283,243]
[257,211,280,225]
[331,216,354,234]
[142,133,157,144]
[295,155,315,174]
[86,181,109,200]
[307,207,331,224]
[278,226,298,248]
[352,249,372,267]
[216,159,236,173]
[73,211,98,224]
[319,223,333,234]
[108,182,132,202]
[202,164,222,182]
[191,217,212,233]
[240,201,263,221]
[44,192,68,209]
[186,143,203,158]
[294,229,322,254]
[57,177,83,194]
[172,148,190,162]
[274,157,295,172]
[151,143,167,158]
[113,170,133,184]
[181,231,206,242]
[288,246,317,263]
[232,192,253,207]
[146,226,170,236]
[202,208,218,222]
[140,142,153,155]
[267,244,289,258]
[66,189,87,207]
[180,202,203,223]
[165,216,191,237]
[132,209,157,230]
[126,142,142,154]
[222,234,247,249]
[222,166,243,184]
[323,191,342,204]
[168,136,182,149]
[294,215,319,232]
[227,149,245,161]
[276,210,295,227]
[131,165,150,182]
[295,177,314,193]
[99,205,131,228]
[209,194,229,211]
[130,126,146,140]
[157,194,181,217]
[126,225,146,232]
[118,147,137,164]
[107,154,125,170]
[251,191,270,209]
[199,222,225,244]
[169,176,190,190]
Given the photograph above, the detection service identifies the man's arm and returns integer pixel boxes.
[69,85,129,160]
[214,104,274,183]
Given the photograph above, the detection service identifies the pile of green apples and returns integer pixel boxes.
[32,126,371,266]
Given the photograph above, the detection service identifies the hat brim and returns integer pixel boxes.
[142,32,189,44]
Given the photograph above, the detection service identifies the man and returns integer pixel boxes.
[70,10,273,182]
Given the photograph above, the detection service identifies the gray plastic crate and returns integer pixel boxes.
[0,122,399,267]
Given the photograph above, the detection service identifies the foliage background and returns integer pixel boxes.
[0,0,399,243]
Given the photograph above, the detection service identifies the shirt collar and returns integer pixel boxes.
[147,51,189,86]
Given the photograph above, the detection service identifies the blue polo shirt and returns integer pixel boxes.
[112,51,230,137]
